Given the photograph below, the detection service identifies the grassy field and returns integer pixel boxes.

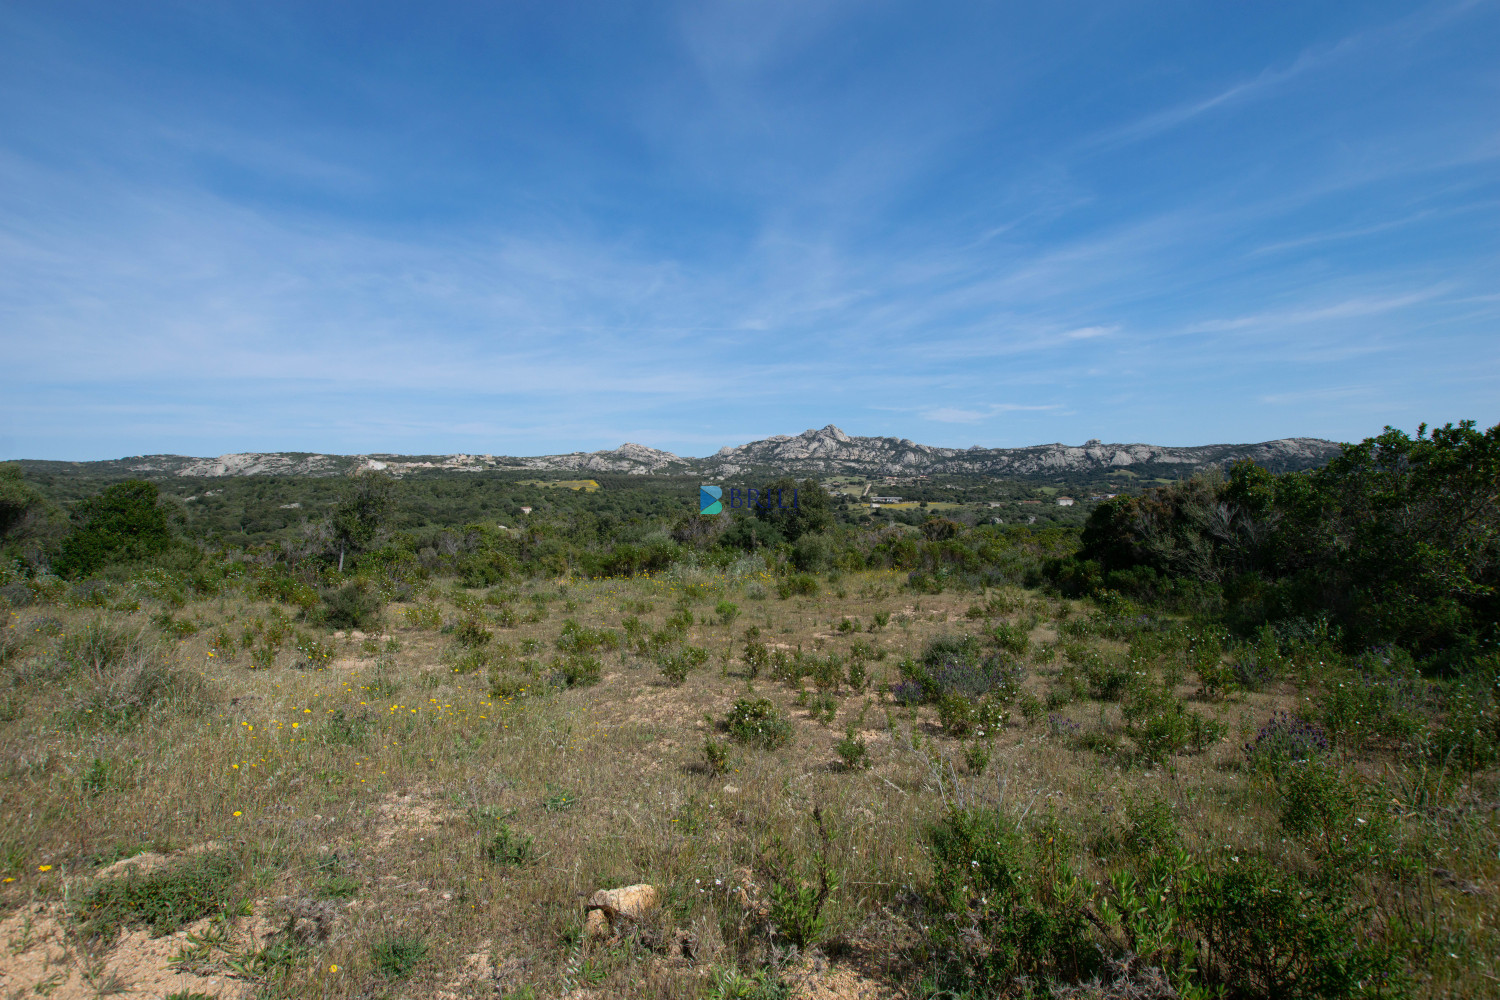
[1,568,1496,999]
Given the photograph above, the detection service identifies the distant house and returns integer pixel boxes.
[520,506,532,514]
[869,496,903,504]
[1056,497,1075,506]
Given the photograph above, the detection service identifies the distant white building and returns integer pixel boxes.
[869,496,903,504]
[1056,497,1075,506]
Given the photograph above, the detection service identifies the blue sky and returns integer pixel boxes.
[2,1,1497,460]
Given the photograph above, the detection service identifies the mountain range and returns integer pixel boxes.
[19,426,1344,481]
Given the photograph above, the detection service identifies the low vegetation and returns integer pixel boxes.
[0,421,1495,997]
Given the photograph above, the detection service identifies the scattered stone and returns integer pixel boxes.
[722,784,740,794]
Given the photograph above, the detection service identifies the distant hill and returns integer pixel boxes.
[17,426,1343,481]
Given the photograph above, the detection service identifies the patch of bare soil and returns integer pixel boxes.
[0,903,264,1000]
[372,788,454,847]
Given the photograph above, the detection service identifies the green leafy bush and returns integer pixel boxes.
[453,615,492,647]
[321,581,382,630]
[925,807,1100,991]
[704,737,730,775]
[725,698,793,750]
[834,723,869,770]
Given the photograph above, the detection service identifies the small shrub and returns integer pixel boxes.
[453,615,492,647]
[704,738,730,775]
[370,934,428,979]
[808,692,837,724]
[925,807,1099,990]
[482,825,535,866]
[293,633,335,669]
[834,723,869,769]
[556,619,620,654]
[846,657,868,691]
[716,600,740,626]
[1123,685,1223,762]
[551,654,601,689]
[776,573,818,599]
[962,739,992,774]
[725,698,793,750]
[1188,856,1406,997]
[1244,712,1330,773]
[321,581,382,630]
[871,610,890,630]
[989,622,1030,656]
[1083,654,1132,701]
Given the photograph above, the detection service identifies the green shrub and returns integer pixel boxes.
[54,481,173,578]
[725,698,793,750]
[834,723,869,770]
[556,618,620,654]
[321,581,382,630]
[989,621,1031,656]
[551,654,601,689]
[293,633,335,669]
[482,825,535,866]
[776,573,818,599]
[925,807,1100,991]
[1188,857,1407,998]
[1124,685,1223,762]
[704,738,730,775]
[962,739,992,774]
[716,600,740,626]
[453,615,492,647]
[79,850,241,940]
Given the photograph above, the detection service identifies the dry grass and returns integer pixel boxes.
[0,573,1495,999]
